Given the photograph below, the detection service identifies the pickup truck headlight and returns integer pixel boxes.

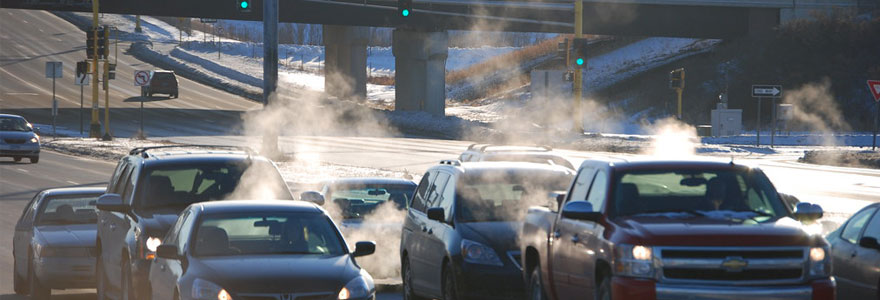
[140,236,162,260]
[192,278,232,300]
[808,246,831,278]
[461,239,504,266]
[615,244,655,278]
[338,272,374,299]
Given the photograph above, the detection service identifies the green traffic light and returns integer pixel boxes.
[240,1,249,9]
[402,9,410,17]
[576,58,584,65]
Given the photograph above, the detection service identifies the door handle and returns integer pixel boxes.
[427,228,433,235]
[552,231,561,239]
[109,224,117,231]
[850,251,857,258]
[571,235,580,243]
[160,264,166,271]
[421,225,427,232]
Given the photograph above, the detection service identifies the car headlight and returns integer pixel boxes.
[142,236,162,260]
[338,272,374,299]
[29,136,39,143]
[192,278,232,300]
[808,246,831,278]
[461,239,503,266]
[614,244,655,278]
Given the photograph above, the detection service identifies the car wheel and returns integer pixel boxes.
[442,262,459,300]
[29,156,39,164]
[402,258,426,300]
[29,261,51,299]
[528,265,546,300]
[96,255,109,300]
[122,257,136,300]
[13,255,28,295]
[13,156,21,162]
[596,274,612,300]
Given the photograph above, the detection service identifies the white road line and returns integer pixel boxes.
[67,180,79,185]
[17,168,28,173]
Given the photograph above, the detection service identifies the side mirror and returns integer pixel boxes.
[561,201,602,222]
[299,191,325,206]
[555,193,567,211]
[793,202,823,222]
[156,245,180,259]
[859,237,880,251]
[352,241,376,257]
[427,207,445,222]
[96,194,128,213]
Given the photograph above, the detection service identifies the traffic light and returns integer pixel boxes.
[107,63,116,80]
[669,68,685,89]
[86,27,96,59]
[237,0,251,12]
[399,0,412,18]
[76,61,89,77]
[571,38,589,68]
[97,26,107,59]
[557,38,570,66]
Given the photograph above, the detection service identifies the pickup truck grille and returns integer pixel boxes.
[656,247,807,285]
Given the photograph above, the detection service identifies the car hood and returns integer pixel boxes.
[457,221,521,251]
[34,224,97,248]
[613,214,820,247]
[0,131,36,140]
[193,255,359,294]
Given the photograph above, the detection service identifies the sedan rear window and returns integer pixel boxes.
[35,195,101,225]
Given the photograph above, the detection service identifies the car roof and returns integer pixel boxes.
[467,144,552,153]
[582,157,751,171]
[328,177,416,186]
[0,114,25,119]
[194,200,323,214]
[135,151,269,167]
[41,187,106,197]
[437,161,574,175]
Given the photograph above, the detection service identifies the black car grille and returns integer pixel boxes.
[4,138,26,144]
[663,268,803,281]
[661,249,803,259]
[657,247,807,284]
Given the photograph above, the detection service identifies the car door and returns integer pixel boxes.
[551,167,595,298]
[422,172,453,295]
[832,207,877,299]
[405,170,436,292]
[151,208,194,300]
[851,209,880,299]
[101,162,134,286]
[562,169,608,299]
[13,192,41,280]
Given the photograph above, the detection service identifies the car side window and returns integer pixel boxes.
[428,173,451,208]
[439,176,456,222]
[122,166,138,204]
[411,171,436,213]
[163,210,188,246]
[585,170,608,212]
[861,210,880,241]
[107,161,127,193]
[568,167,596,203]
[841,208,877,244]
[177,210,197,255]
[19,193,41,227]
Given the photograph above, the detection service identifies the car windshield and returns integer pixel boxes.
[0,117,30,132]
[612,168,787,222]
[137,160,293,210]
[35,194,101,225]
[457,169,573,222]
[193,212,346,257]
[329,183,415,218]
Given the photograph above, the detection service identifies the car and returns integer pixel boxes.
[141,70,179,98]
[826,202,880,300]
[148,200,377,300]
[301,177,418,218]
[0,114,40,163]
[95,145,294,300]
[401,160,575,300]
[12,187,106,299]
[521,158,835,300]
[459,144,574,170]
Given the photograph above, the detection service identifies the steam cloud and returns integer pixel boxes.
[782,79,851,146]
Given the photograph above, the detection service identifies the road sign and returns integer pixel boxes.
[200,18,217,23]
[868,80,880,102]
[752,84,782,98]
[75,73,90,86]
[134,70,151,86]
[45,61,62,78]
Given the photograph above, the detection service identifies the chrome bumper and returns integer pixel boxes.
[656,284,812,300]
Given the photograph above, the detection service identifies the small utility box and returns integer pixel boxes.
[711,109,742,137]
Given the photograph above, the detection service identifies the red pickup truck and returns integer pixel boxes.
[520,159,835,300]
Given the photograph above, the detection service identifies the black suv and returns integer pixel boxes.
[400,160,574,300]
[141,70,179,98]
[94,145,293,300]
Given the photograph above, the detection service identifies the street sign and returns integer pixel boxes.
[868,80,880,102]
[134,70,151,86]
[45,61,62,78]
[200,18,217,23]
[75,73,90,86]
[751,84,782,98]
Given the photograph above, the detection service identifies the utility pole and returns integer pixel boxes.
[89,0,101,138]
[573,0,583,133]
[262,0,281,158]
[135,15,142,33]
[102,60,112,140]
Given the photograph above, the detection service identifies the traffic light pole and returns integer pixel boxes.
[262,0,281,158]
[573,0,583,133]
[89,0,101,138]
[103,60,111,140]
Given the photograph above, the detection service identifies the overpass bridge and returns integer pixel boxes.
[1,0,861,115]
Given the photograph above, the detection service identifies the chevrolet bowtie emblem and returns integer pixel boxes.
[721,256,748,272]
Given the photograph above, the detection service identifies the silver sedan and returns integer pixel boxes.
[12,187,105,299]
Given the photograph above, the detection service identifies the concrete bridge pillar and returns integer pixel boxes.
[323,25,369,100]
[393,29,448,116]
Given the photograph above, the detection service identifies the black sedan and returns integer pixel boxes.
[826,202,880,300]
[148,200,377,300]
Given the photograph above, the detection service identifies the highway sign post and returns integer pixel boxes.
[45,61,62,138]
[76,61,89,135]
[869,80,880,150]
[134,70,152,139]
[752,84,782,147]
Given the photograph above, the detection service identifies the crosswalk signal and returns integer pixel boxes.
[572,38,589,69]
[399,0,412,18]
[238,0,251,12]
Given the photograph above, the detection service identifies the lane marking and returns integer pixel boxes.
[67,180,79,185]
[5,92,39,96]
[17,168,28,173]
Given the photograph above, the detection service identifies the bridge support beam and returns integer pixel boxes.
[323,25,369,100]
[393,29,448,116]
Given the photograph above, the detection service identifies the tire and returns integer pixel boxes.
[402,258,426,300]
[29,156,39,164]
[122,257,136,300]
[528,266,546,300]
[13,255,28,295]
[596,274,611,300]
[13,156,21,162]
[442,262,459,300]
[96,255,109,300]
[29,261,51,299]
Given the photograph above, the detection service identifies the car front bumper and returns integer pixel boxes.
[35,257,96,289]
[612,277,836,300]
[0,143,39,157]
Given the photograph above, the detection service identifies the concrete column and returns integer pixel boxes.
[393,29,448,116]
[323,25,369,100]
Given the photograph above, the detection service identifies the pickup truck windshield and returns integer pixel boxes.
[457,169,572,222]
[612,169,786,221]
[193,212,345,257]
